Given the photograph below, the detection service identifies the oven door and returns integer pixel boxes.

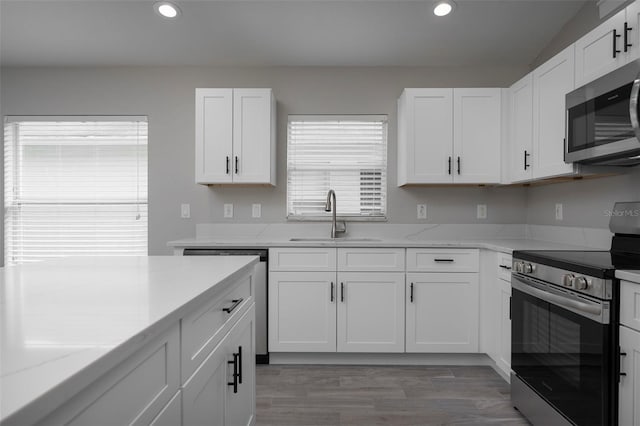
[511,274,614,426]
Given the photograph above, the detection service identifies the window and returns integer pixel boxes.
[287,115,387,220]
[4,117,148,264]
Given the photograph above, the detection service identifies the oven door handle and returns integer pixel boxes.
[629,74,640,141]
[512,275,609,324]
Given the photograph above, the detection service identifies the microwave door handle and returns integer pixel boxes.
[629,76,640,141]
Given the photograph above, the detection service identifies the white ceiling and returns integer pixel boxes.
[0,0,588,67]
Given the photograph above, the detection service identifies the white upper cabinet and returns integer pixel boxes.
[453,88,502,184]
[195,88,276,185]
[575,2,640,88]
[397,88,501,185]
[508,73,534,183]
[532,45,576,179]
[397,89,454,184]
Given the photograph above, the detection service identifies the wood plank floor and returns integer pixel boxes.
[256,365,530,426]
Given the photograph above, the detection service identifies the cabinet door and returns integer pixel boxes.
[626,1,640,63]
[182,334,228,426]
[195,88,233,184]
[496,279,511,376]
[225,306,256,426]
[619,325,640,426]
[406,273,479,353]
[232,89,274,184]
[453,88,501,184]
[337,272,405,352]
[398,89,453,184]
[268,271,337,352]
[575,9,627,87]
[533,45,576,180]
[149,391,181,426]
[509,73,534,183]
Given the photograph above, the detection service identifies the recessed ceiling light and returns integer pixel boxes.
[433,0,455,17]
[154,1,181,19]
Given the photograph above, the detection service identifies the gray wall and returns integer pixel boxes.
[1,65,529,256]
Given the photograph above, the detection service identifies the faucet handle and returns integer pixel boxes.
[336,221,347,235]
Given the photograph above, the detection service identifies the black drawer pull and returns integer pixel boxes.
[499,265,512,270]
[238,346,243,384]
[228,352,239,393]
[223,298,244,314]
[625,21,633,52]
[434,258,454,262]
[614,28,622,58]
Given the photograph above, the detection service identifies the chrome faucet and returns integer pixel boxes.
[325,189,346,239]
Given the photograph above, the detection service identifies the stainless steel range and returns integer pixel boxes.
[511,201,640,426]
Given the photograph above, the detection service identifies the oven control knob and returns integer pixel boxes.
[513,261,522,273]
[524,263,535,274]
[563,274,575,287]
[574,276,589,290]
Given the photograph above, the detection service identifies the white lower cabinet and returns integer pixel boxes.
[406,272,479,352]
[268,271,337,352]
[149,392,182,426]
[619,325,640,426]
[183,305,256,426]
[337,272,405,352]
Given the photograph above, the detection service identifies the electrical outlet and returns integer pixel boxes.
[252,203,262,218]
[477,204,487,219]
[417,204,427,219]
[555,203,563,221]
[224,203,234,218]
[180,203,190,219]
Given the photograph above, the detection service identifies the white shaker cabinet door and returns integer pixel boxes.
[397,88,454,185]
[452,88,502,184]
[509,73,534,183]
[225,306,256,426]
[268,271,337,352]
[619,325,640,426]
[406,272,479,353]
[533,45,576,180]
[575,9,627,88]
[336,272,405,352]
[232,88,275,184]
[195,88,233,184]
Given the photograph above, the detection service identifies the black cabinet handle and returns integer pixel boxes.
[228,352,239,393]
[341,282,344,302]
[238,346,243,384]
[410,283,414,303]
[226,156,230,174]
[223,298,244,314]
[448,156,452,175]
[330,282,334,302]
[524,150,530,170]
[499,265,512,270]
[625,22,633,52]
[434,258,454,262]
[509,296,512,320]
[235,156,239,174]
[457,156,461,175]
[614,28,622,58]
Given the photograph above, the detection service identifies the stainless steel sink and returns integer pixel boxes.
[289,238,381,242]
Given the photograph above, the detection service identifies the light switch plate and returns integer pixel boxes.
[224,203,234,218]
[180,203,190,219]
[252,203,262,218]
[477,204,487,219]
[555,203,563,221]
[417,204,427,220]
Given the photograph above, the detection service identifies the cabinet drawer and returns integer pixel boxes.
[182,272,252,383]
[39,324,180,426]
[269,248,336,271]
[337,248,405,272]
[406,248,479,272]
[620,280,640,332]
[497,253,513,282]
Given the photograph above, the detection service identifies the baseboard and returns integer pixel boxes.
[268,352,495,366]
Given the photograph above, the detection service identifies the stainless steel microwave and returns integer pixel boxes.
[566,60,640,166]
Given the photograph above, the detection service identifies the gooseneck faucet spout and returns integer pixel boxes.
[325,189,337,238]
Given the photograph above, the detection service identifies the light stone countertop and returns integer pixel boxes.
[167,236,597,254]
[616,270,640,283]
[0,255,258,425]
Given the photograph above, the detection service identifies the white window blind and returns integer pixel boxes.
[287,115,387,219]
[4,117,148,264]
